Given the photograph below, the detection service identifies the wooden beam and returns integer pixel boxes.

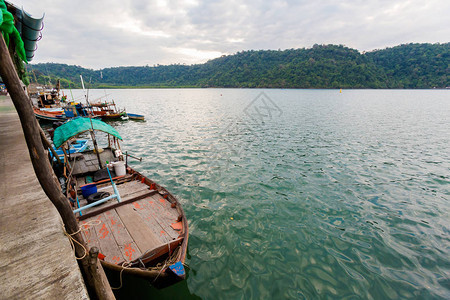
[78,190,157,220]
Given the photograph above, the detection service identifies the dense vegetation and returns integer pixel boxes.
[27,43,449,89]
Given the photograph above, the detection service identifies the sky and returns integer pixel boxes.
[12,0,450,70]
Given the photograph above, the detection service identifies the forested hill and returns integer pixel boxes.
[27,43,449,89]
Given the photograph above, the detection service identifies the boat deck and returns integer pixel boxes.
[78,179,183,265]
[70,150,118,176]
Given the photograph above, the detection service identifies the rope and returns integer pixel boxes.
[111,261,132,290]
[111,245,182,289]
[63,220,101,260]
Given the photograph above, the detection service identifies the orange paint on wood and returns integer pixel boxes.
[99,223,109,239]
[124,243,136,261]
[171,222,183,230]
[133,202,142,210]
[112,256,121,264]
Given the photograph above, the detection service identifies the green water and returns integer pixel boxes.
[69,89,450,299]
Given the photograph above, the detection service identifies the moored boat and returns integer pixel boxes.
[53,118,188,287]
[89,100,128,120]
[34,107,67,122]
[127,113,145,121]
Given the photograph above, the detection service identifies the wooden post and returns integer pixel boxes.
[0,35,115,300]
[39,126,62,165]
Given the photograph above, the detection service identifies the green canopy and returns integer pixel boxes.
[53,117,122,148]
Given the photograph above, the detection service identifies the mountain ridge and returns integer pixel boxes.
[27,43,449,89]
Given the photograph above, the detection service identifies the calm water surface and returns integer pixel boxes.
[68,89,449,299]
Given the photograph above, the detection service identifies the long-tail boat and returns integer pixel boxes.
[89,100,128,120]
[53,117,188,287]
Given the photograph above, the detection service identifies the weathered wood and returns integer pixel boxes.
[39,126,62,165]
[78,190,157,220]
[0,97,89,299]
[146,195,180,239]
[133,199,174,244]
[115,204,162,253]
[83,174,132,188]
[0,35,115,300]
[104,210,142,261]
[93,213,125,264]
[151,194,180,219]
[0,34,79,253]
[81,219,101,250]
[138,198,179,242]
[84,247,115,300]
[89,247,100,266]
[138,238,184,266]
[81,195,182,263]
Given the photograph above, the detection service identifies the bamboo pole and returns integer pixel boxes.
[0,35,115,300]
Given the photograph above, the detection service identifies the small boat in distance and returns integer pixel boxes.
[127,113,145,121]
[89,100,128,120]
[53,118,188,287]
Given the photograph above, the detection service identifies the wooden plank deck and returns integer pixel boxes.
[80,191,181,266]
[70,150,117,176]
[76,178,154,216]
[0,96,89,299]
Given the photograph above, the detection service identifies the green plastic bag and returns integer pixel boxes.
[0,0,28,63]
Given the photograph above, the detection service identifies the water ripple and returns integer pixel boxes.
[69,89,450,299]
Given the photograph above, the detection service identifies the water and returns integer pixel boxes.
[67,89,450,299]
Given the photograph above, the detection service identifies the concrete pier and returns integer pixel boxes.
[0,96,89,299]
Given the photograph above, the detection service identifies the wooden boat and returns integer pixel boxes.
[34,107,67,122]
[51,139,88,161]
[53,118,188,287]
[127,113,145,121]
[89,100,128,120]
[39,107,65,114]
[36,88,61,108]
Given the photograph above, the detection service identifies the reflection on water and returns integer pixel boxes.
[66,89,450,299]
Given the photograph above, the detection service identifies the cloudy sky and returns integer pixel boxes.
[14,0,450,69]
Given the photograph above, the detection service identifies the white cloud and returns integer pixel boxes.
[13,0,450,69]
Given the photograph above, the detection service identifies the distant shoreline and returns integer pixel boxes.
[28,43,449,90]
[90,86,450,90]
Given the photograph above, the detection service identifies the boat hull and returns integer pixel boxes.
[73,165,188,288]
[127,113,145,121]
[34,108,67,121]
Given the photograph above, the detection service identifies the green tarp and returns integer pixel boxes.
[53,117,122,148]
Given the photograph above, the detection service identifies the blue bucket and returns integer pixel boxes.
[81,184,97,198]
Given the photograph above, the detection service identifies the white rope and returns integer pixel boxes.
[63,220,101,260]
